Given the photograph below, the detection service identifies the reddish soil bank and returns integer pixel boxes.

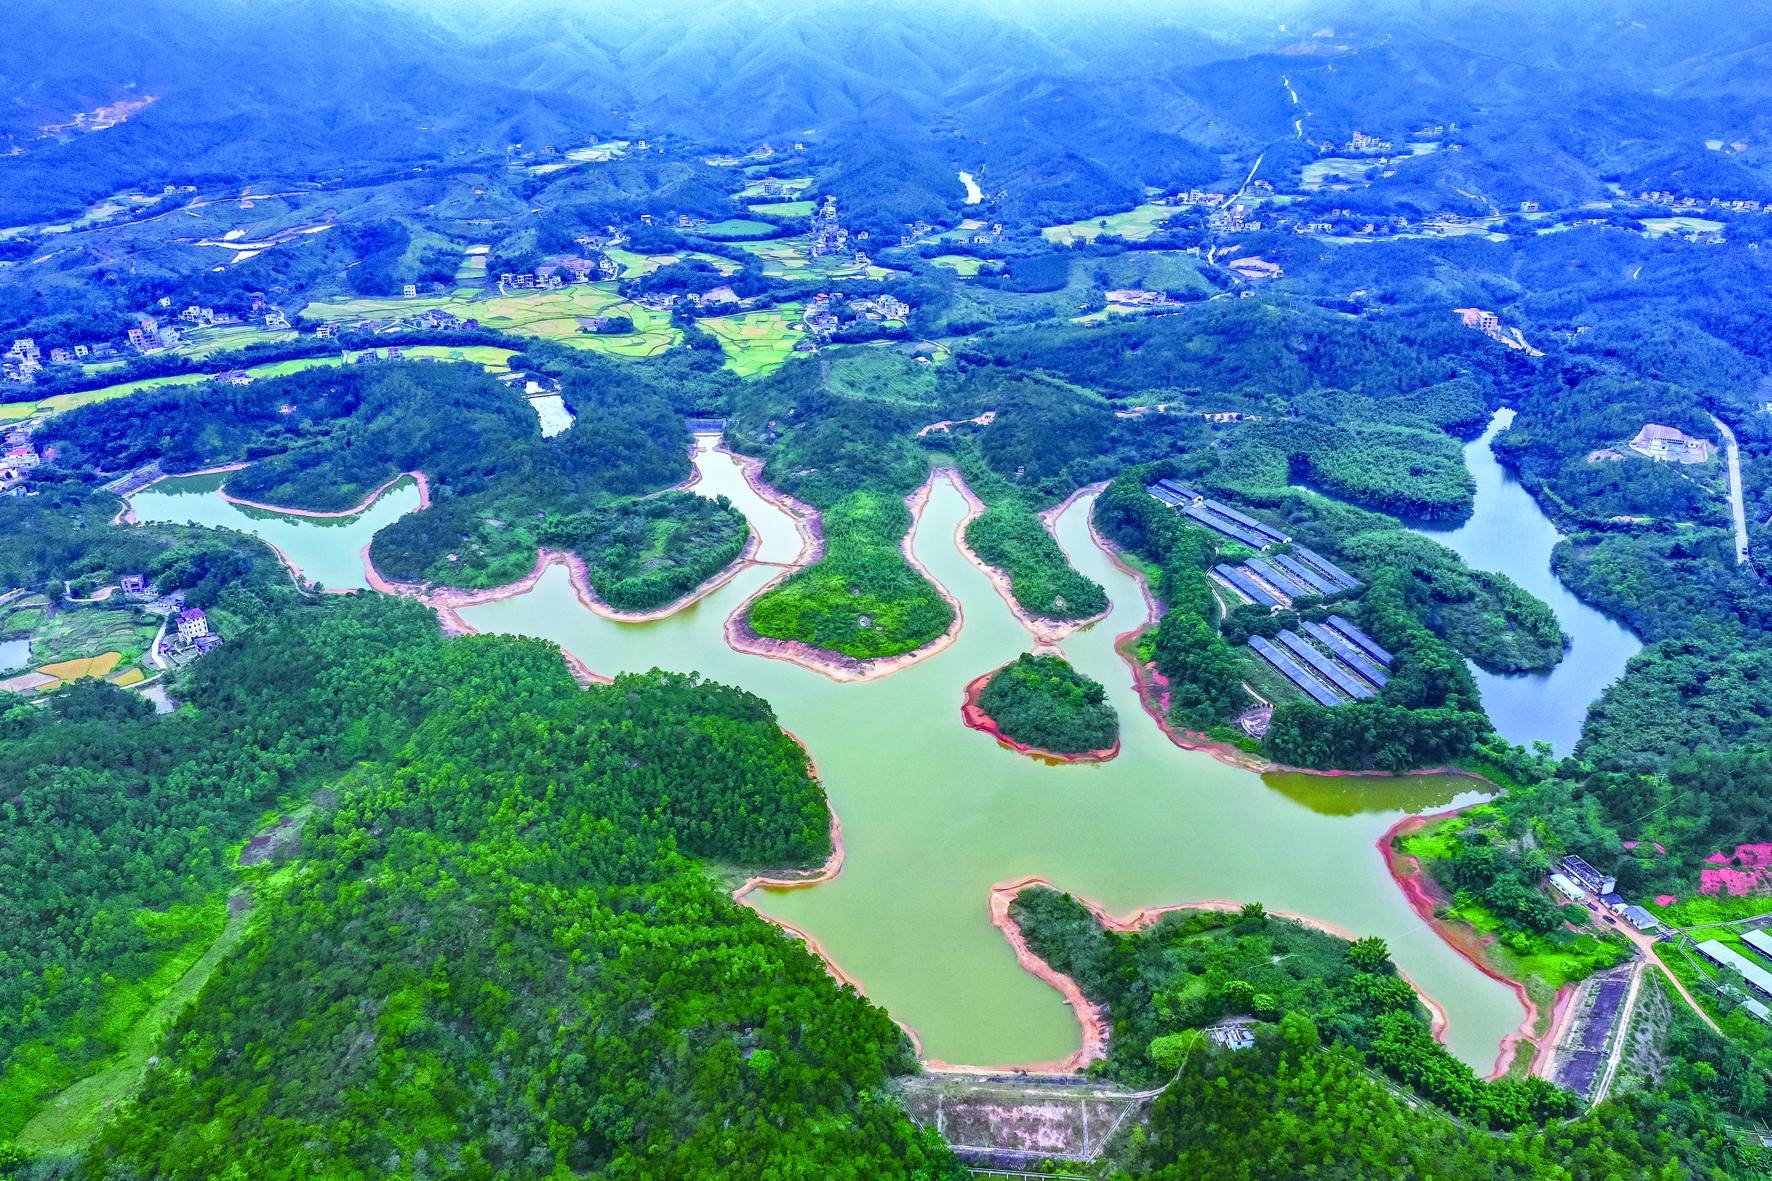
[714,441,824,561]
[950,477,1108,645]
[979,876,1454,1075]
[220,470,432,518]
[960,666,1119,764]
[723,469,971,683]
[1381,809,1558,1081]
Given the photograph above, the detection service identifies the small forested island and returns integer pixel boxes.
[969,651,1119,760]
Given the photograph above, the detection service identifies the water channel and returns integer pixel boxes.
[1411,409,1643,757]
[127,437,1527,1072]
[129,471,425,591]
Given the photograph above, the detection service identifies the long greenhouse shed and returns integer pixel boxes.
[1277,630,1376,700]
[1249,636,1346,706]
[1301,620,1390,687]
[1328,615,1394,665]
[1291,545,1361,591]
[1202,499,1289,544]
[1187,505,1273,549]
[1213,564,1282,608]
[1247,558,1314,600]
[1273,553,1343,595]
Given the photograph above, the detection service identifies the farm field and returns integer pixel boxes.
[1042,203,1176,244]
[1094,250,1214,295]
[170,323,299,361]
[1641,216,1725,236]
[453,244,489,287]
[30,605,158,669]
[604,247,740,278]
[304,284,680,358]
[1,348,516,422]
[731,234,898,281]
[37,651,125,682]
[928,254,993,277]
[699,303,805,377]
[749,200,815,218]
[921,218,991,245]
[693,218,781,240]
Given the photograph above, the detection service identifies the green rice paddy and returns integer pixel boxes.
[748,200,816,218]
[698,304,806,378]
[928,254,993,277]
[604,247,741,278]
[730,234,898,281]
[693,218,781,240]
[1041,203,1175,244]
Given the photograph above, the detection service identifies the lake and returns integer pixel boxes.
[125,437,1529,1073]
[129,470,424,591]
[1411,409,1642,756]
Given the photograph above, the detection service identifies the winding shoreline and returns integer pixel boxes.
[975,876,1454,1076]
[220,470,433,518]
[960,666,1120,764]
[109,460,252,526]
[721,468,973,684]
[1380,807,1556,1082]
[949,477,1109,645]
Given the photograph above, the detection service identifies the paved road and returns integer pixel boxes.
[1711,413,1750,565]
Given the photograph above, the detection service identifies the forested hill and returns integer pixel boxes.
[1,593,957,1178]
[7,0,1770,228]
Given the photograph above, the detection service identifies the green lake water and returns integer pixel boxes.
[126,437,1527,1071]
[455,437,1525,1071]
[129,471,424,591]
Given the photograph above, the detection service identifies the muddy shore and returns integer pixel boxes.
[1381,808,1556,1081]
[960,665,1119,764]
[976,876,1453,1075]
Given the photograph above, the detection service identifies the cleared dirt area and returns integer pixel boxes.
[897,1073,1150,1164]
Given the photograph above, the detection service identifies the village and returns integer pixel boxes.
[0,571,220,709]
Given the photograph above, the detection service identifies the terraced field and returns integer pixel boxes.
[304,284,680,358]
[172,323,300,361]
